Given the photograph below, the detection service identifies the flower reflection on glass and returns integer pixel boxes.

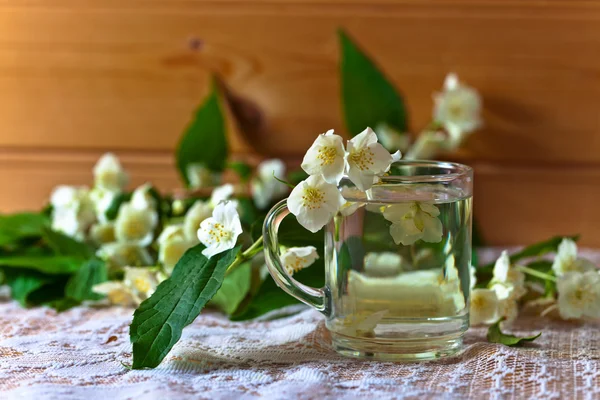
[281,246,319,276]
[383,201,443,246]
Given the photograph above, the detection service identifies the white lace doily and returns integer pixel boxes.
[0,249,599,399]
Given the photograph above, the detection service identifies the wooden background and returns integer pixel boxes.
[0,0,599,246]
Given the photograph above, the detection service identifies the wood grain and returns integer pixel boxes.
[0,0,599,246]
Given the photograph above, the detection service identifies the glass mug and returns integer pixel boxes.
[263,161,473,360]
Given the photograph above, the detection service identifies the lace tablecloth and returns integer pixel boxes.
[1,249,599,400]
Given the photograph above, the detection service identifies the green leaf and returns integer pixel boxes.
[27,278,70,307]
[176,79,228,186]
[278,214,324,249]
[0,255,82,274]
[338,236,365,273]
[228,161,253,182]
[4,269,53,307]
[47,298,81,312]
[236,197,260,227]
[487,319,541,347]
[0,213,48,247]
[339,29,407,136]
[232,258,325,321]
[210,262,251,315]
[130,244,241,369]
[524,260,556,296]
[105,192,132,221]
[65,259,108,302]
[42,227,93,259]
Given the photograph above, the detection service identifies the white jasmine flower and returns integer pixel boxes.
[288,175,345,233]
[89,222,116,245]
[281,246,319,276]
[375,123,411,152]
[552,238,596,277]
[339,201,363,217]
[93,267,164,306]
[89,188,118,224]
[198,201,243,258]
[97,242,153,269]
[492,250,511,282]
[470,264,477,290]
[114,202,158,246]
[404,130,447,160]
[210,183,235,207]
[183,200,213,243]
[123,266,164,302]
[301,129,346,185]
[488,251,527,323]
[157,225,192,274]
[470,289,499,325]
[93,153,128,192]
[439,255,466,312]
[50,185,87,209]
[498,298,519,324]
[364,252,403,277]
[383,202,443,246]
[557,271,600,320]
[345,127,396,191]
[433,73,482,149]
[338,310,388,337]
[251,159,288,210]
[50,185,96,240]
[491,251,527,300]
[92,281,136,307]
[186,163,220,189]
[131,183,157,210]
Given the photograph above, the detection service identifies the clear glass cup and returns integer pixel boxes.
[263,161,473,360]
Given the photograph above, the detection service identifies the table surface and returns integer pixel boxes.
[1,249,599,400]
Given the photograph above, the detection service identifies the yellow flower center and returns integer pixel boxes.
[350,147,375,171]
[205,222,232,244]
[124,217,148,239]
[108,289,129,305]
[301,187,324,210]
[133,277,151,294]
[286,257,308,274]
[471,295,485,310]
[571,284,595,307]
[317,146,338,166]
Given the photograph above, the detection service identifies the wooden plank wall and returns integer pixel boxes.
[0,0,599,246]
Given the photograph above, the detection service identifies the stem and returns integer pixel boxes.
[410,245,418,267]
[334,215,341,242]
[516,265,557,282]
[226,236,264,275]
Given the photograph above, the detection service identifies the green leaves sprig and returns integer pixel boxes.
[0,212,107,309]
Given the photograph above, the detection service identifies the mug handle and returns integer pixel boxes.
[263,199,328,315]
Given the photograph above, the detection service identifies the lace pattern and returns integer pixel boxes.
[0,248,599,399]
